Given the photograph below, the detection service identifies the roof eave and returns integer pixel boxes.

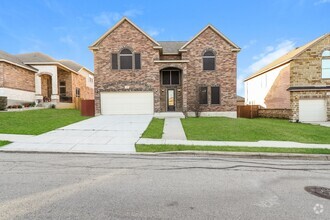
[24,62,79,74]
[0,59,38,72]
[244,60,292,82]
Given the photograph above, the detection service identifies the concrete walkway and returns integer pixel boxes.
[0,134,35,142]
[137,138,330,149]
[162,118,187,140]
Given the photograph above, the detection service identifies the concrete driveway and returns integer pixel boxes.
[1,115,153,153]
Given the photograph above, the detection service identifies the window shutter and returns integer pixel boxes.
[199,87,208,104]
[112,53,118,69]
[211,87,220,104]
[134,53,141,69]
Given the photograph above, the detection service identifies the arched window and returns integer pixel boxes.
[119,48,133,69]
[203,50,215,70]
[322,50,330,78]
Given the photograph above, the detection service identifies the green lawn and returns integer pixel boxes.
[0,141,11,147]
[141,118,164,139]
[0,109,90,135]
[181,117,330,144]
[136,144,330,154]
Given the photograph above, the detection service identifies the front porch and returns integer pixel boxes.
[34,67,77,108]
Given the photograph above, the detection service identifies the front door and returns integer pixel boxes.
[167,89,175,111]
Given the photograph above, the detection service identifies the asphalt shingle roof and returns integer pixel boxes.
[0,50,37,71]
[158,41,187,54]
[58,60,83,72]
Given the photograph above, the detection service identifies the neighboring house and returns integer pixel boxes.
[0,51,94,107]
[237,95,245,106]
[89,17,240,117]
[245,33,330,122]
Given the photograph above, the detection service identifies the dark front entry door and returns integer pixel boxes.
[167,89,175,111]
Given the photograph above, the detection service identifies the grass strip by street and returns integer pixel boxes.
[0,109,90,135]
[181,117,330,144]
[136,144,330,154]
[0,141,11,147]
[141,118,164,139]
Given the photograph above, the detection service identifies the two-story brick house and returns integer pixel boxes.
[245,33,330,122]
[89,17,240,117]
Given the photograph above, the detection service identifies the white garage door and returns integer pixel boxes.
[299,99,327,122]
[100,92,154,115]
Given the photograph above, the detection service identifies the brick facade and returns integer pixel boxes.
[0,62,35,92]
[264,65,291,109]
[290,35,330,121]
[92,19,239,115]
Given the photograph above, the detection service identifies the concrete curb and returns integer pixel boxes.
[0,149,329,161]
[143,151,330,161]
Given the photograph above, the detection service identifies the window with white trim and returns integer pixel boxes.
[322,50,330,78]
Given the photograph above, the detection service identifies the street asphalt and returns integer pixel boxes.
[0,152,329,220]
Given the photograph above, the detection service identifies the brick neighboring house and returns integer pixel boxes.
[89,17,240,117]
[244,33,330,122]
[0,50,94,107]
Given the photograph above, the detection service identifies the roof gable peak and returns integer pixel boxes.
[180,24,240,51]
[89,17,160,49]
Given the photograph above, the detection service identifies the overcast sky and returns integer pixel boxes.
[0,0,329,95]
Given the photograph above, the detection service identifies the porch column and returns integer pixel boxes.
[34,74,43,101]
[51,69,59,103]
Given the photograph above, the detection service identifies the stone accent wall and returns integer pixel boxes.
[290,35,330,120]
[0,62,35,92]
[258,109,292,119]
[182,27,238,113]
[93,20,160,114]
[264,65,291,108]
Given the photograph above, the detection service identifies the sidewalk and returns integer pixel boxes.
[0,134,35,142]
[137,138,330,149]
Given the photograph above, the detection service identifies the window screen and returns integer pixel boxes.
[171,71,180,85]
[211,87,220,104]
[322,50,330,78]
[199,87,208,104]
[134,53,141,69]
[112,53,118,69]
[162,71,171,85]
[120,56,133,69]
[203,50,215,70]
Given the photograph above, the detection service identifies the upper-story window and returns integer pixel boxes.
[203,50,215,71]
[322,50,330,78]
[111,48,141,70]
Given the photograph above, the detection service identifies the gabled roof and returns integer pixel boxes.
[16,52,93,75]
[245,33,330,81]
[59,60,94,74]
[16,52,56,63]
[89,17,160,49]
[158,41,187,54]
[180,25,240,51]
[0,50,37,72]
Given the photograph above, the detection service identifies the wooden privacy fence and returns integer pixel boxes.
[81,100,95,116]
[237,105,292,119]
[237,105,259,118]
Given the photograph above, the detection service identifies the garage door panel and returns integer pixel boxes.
[299,99,327,122]
[101,92,154,115]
